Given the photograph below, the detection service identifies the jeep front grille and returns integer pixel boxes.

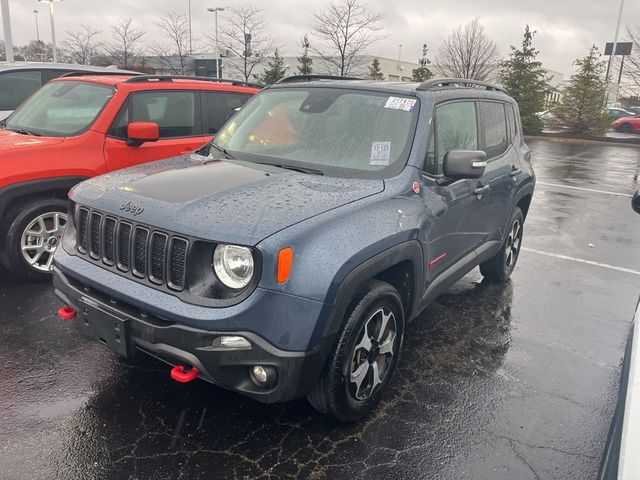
[76,206,188,291]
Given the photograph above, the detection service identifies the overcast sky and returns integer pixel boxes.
[2,0,638,77]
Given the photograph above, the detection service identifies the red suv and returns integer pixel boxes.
[0,74,260,280]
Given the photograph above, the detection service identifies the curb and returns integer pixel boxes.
[525,134,640,148]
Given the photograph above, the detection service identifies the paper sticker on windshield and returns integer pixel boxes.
[384,96,417,112]
[370,142,391,165]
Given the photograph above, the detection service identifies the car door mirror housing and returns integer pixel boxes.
[127,121,160,146]
[443,150,487,179]
[632,190,640,214]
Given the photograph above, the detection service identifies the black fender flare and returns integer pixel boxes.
[0,176,87,222]
[513,180,535,213]
[313,240,424,356]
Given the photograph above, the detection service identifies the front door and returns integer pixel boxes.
[419,100,483,293]
[104,90,207,172]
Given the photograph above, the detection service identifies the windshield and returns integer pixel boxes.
[5,81,114,137]
[214,87,419,178]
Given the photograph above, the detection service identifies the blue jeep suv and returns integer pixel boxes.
[53,76,535,421]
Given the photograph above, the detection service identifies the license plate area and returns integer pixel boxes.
[79,299,131,358]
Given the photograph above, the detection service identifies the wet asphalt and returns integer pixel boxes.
[1,137,640,480]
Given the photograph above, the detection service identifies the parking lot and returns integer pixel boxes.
[0,137,639,480]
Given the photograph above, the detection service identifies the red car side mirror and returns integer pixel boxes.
[127,122,160,146]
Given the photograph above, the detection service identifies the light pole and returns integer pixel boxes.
[1,0,14,62]
[39,0,62,63]
[605,0,625,106]
[188,0,192,54]
[207,7,225,78]
[33,10,40,42]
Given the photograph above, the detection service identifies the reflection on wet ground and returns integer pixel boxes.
[1,138,640,479]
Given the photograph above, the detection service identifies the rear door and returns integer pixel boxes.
[201,91,253,139]
[474,101,519,244]
[103,90,207,171]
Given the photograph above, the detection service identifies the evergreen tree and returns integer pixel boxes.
[553,46,609,135]
[368,57,384,80]
[297,35,313,75]
[411,44,433,82]
[262,48,287,85]
[499,26,550,134]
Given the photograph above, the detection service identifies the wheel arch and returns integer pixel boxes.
[0,176,87,224]
[318,240,424,347]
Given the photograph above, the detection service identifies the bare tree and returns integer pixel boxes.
[107,17,146,68]
[150,13,190,75]
[435,18,500,81]
[215,5,274,81]
[16,41,53,62]
[61,25,103,65]
[310,0,385,76]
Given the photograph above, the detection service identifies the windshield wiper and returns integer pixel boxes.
[7,127,42,137]
[209,142,234,159]
[255,162,324,175]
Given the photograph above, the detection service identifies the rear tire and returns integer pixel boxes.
[1,198,68,282]
[307,280,404,422]
[480,207,524,283]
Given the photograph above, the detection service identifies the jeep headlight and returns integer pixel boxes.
[212,244,254,289]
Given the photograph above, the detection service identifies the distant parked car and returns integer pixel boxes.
[612,117,640,133]
[605,107,637,120]
[0,63,139,120]
[0,74,260,280]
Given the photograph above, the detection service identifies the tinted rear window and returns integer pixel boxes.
[0,70,43,110]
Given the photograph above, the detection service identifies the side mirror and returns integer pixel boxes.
[126,121,159,146]
[633,190,640,214]
[443,150,487,179]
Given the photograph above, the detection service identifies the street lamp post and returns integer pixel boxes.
[188,0,192,54]
[605,0,625,106]
[207,7,225,79]
[39,0,62,63]
[33,10,40,42]
[1,0,15,62]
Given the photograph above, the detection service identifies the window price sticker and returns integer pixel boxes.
[384,96,417,112]
[370,142,391,165]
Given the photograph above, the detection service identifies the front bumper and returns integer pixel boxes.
[53,266,325,403]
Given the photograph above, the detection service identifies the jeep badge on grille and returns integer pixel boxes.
[120,201,144,216]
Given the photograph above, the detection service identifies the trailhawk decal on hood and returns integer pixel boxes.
[70,155,385,246]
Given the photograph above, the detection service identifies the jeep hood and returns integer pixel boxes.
[0,130,65,151]
[71,154,385,245]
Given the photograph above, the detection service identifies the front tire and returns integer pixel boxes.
[619,123,633,133]
[308,280,405,422]
[480,207,524,283]
[1,198,68,282]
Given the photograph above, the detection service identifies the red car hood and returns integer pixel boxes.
[0,130,65,151]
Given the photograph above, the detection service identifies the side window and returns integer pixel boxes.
[424,101,477,175]
[109,91,197,139]
[480,102,508,158]
[204,92,252,134]
[0,71,43,110]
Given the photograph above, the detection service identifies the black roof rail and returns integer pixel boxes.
[59,70,142,78]
[417,77,506,94]
[276,74,362,84]
[123,75,263,88]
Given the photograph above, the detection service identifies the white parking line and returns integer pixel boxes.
[537,181,633,198]
[522,247,640,276]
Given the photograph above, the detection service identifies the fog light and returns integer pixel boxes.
[250,365,276,388]
[214,335,251,349]
[252,366,268,384]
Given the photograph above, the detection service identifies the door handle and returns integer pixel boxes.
[510,167,522,177]
[473,184,490,196]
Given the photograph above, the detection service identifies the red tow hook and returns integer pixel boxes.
[170,365,199,383]
[57,305,77,320]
